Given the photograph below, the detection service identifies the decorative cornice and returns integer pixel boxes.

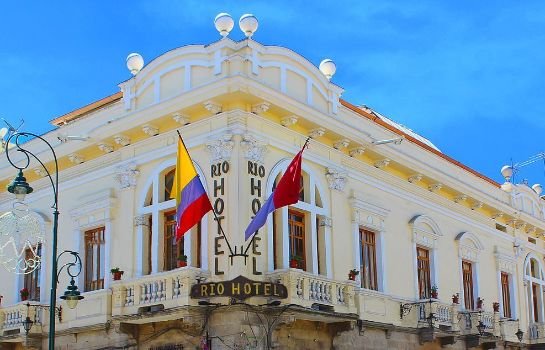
[206,134,234,163]
[348,147,365,157]
[333,139,350,150]
[280,115,298,127]
[325,167,347,191]
[142,124,159,136]
[374,158,390,169]
[408,174,423,184]
[204,100,222,114]
[114,135,131,146]
[115,162,139,189]
[428,183,443,192]
[251,102,270,114]
[98,142,114,153]
[68,153,84,164]
[240,134,268,164]
[172,112,190,125]
[453,195,467,203]
[308,127,326,138]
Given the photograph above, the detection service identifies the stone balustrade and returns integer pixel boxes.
[266,269,357,314]
[0,302,42,336]
[111,267,210,316]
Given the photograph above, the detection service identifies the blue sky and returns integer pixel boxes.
[1,1,544,185]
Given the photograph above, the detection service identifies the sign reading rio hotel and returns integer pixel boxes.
[190,275,288,300]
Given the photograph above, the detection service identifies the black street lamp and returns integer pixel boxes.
[4,131,83,350]
[516,328,524,343]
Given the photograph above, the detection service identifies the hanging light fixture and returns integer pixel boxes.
[7,170,33,201]
[60,277,84,309]
[516,328,524,342]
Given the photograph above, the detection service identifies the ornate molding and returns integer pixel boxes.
[428,183,442,192]
[374,158,390,169]
[114,134,131,146]
[319,217,332,227]
[240,134,268,164]
[98,142,114,153]
[142,124,159,136]
[471,201,483,210]
[115,162,140,189]
[251,102,270,114]
[491,212,504,220]
[308,127,325,138]
[204,101,222,114]
[348,147,365,157]
[408,174,423,183]
[68,153,84,164]
[333,139,350,150]
[513,238,525,258]
[280,115,298,127]
[134,214,151,227]
[453,195,467,203]
[34,167,47,177]
[325,167,347,191]
[206,135,234,162]
[172,112,190,125]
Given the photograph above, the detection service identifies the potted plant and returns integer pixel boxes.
[290,255,302,269]
[493,302,500,312]
[111,267,124,281]
[452,293,459,304]
[348,269,359,281]
[20,288,29,301]
[177,254,188,268]
[477,297,484,309]
[430,285,438,299]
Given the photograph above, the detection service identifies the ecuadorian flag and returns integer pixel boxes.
[171,137,212,241]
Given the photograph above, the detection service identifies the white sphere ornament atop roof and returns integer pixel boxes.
[500,165,513,182]
[239,14,259,38]
[319,59,336,80]
[126,53,144,76]
[215,13,234,37]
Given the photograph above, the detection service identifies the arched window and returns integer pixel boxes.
[137,160,208,275]
[455,232,484,310]
[524,254,545,323]
[266,160,329,275]
[410,215,442,299]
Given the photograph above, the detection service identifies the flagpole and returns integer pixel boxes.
[176,130,236,257]
[243,137,311,256]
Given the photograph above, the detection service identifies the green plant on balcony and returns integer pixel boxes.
[348,269,359,281]
[290,255,303,269]
[177,254,188,268]
[110,267,124,281]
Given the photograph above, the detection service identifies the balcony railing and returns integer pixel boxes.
[0,302,43,336]
[266,269,357,314]
[111,267,210,316]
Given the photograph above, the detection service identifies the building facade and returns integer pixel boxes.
[0,15,544,350]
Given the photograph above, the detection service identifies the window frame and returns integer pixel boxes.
[359,228,378,291]
[416,246,432,299]
[84,226,106,292]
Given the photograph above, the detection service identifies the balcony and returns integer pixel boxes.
[111,267,210,318]
[265,269,357,315]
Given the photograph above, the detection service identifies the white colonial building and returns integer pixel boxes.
[0,13,544,350]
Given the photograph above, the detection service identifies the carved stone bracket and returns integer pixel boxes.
[172,112,190,125]
[114,134,131,146]
[98,142,114,153]
[491,212,504,220]
[206,135,234,162]
[348,147,365,157]
[68,153,84,164]
[471,201,483,210]
[333,139,350,150]
[281,115,298,127]
[428,183,443,192]
[34,167,47,177]
[251,102,270,114]
[204,101,222,114]
[326,167,347,191]
[142,124,159,136]
[134,214,151,227]
[240,134,268,164]
[115,162,140,189]
[408,174,423,183]
[309,127,326,138]
[374,158,390,169]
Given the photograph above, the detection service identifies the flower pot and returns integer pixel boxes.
[452,295,459,304]
[348,274,356,281]
[177,261,187,268]
[21,295,28,301]
[112,272,123,281]
[431,291,438,299]
[493,303,500,312]
[477,299,484,309]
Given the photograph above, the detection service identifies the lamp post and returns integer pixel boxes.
[4,131,83,349]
